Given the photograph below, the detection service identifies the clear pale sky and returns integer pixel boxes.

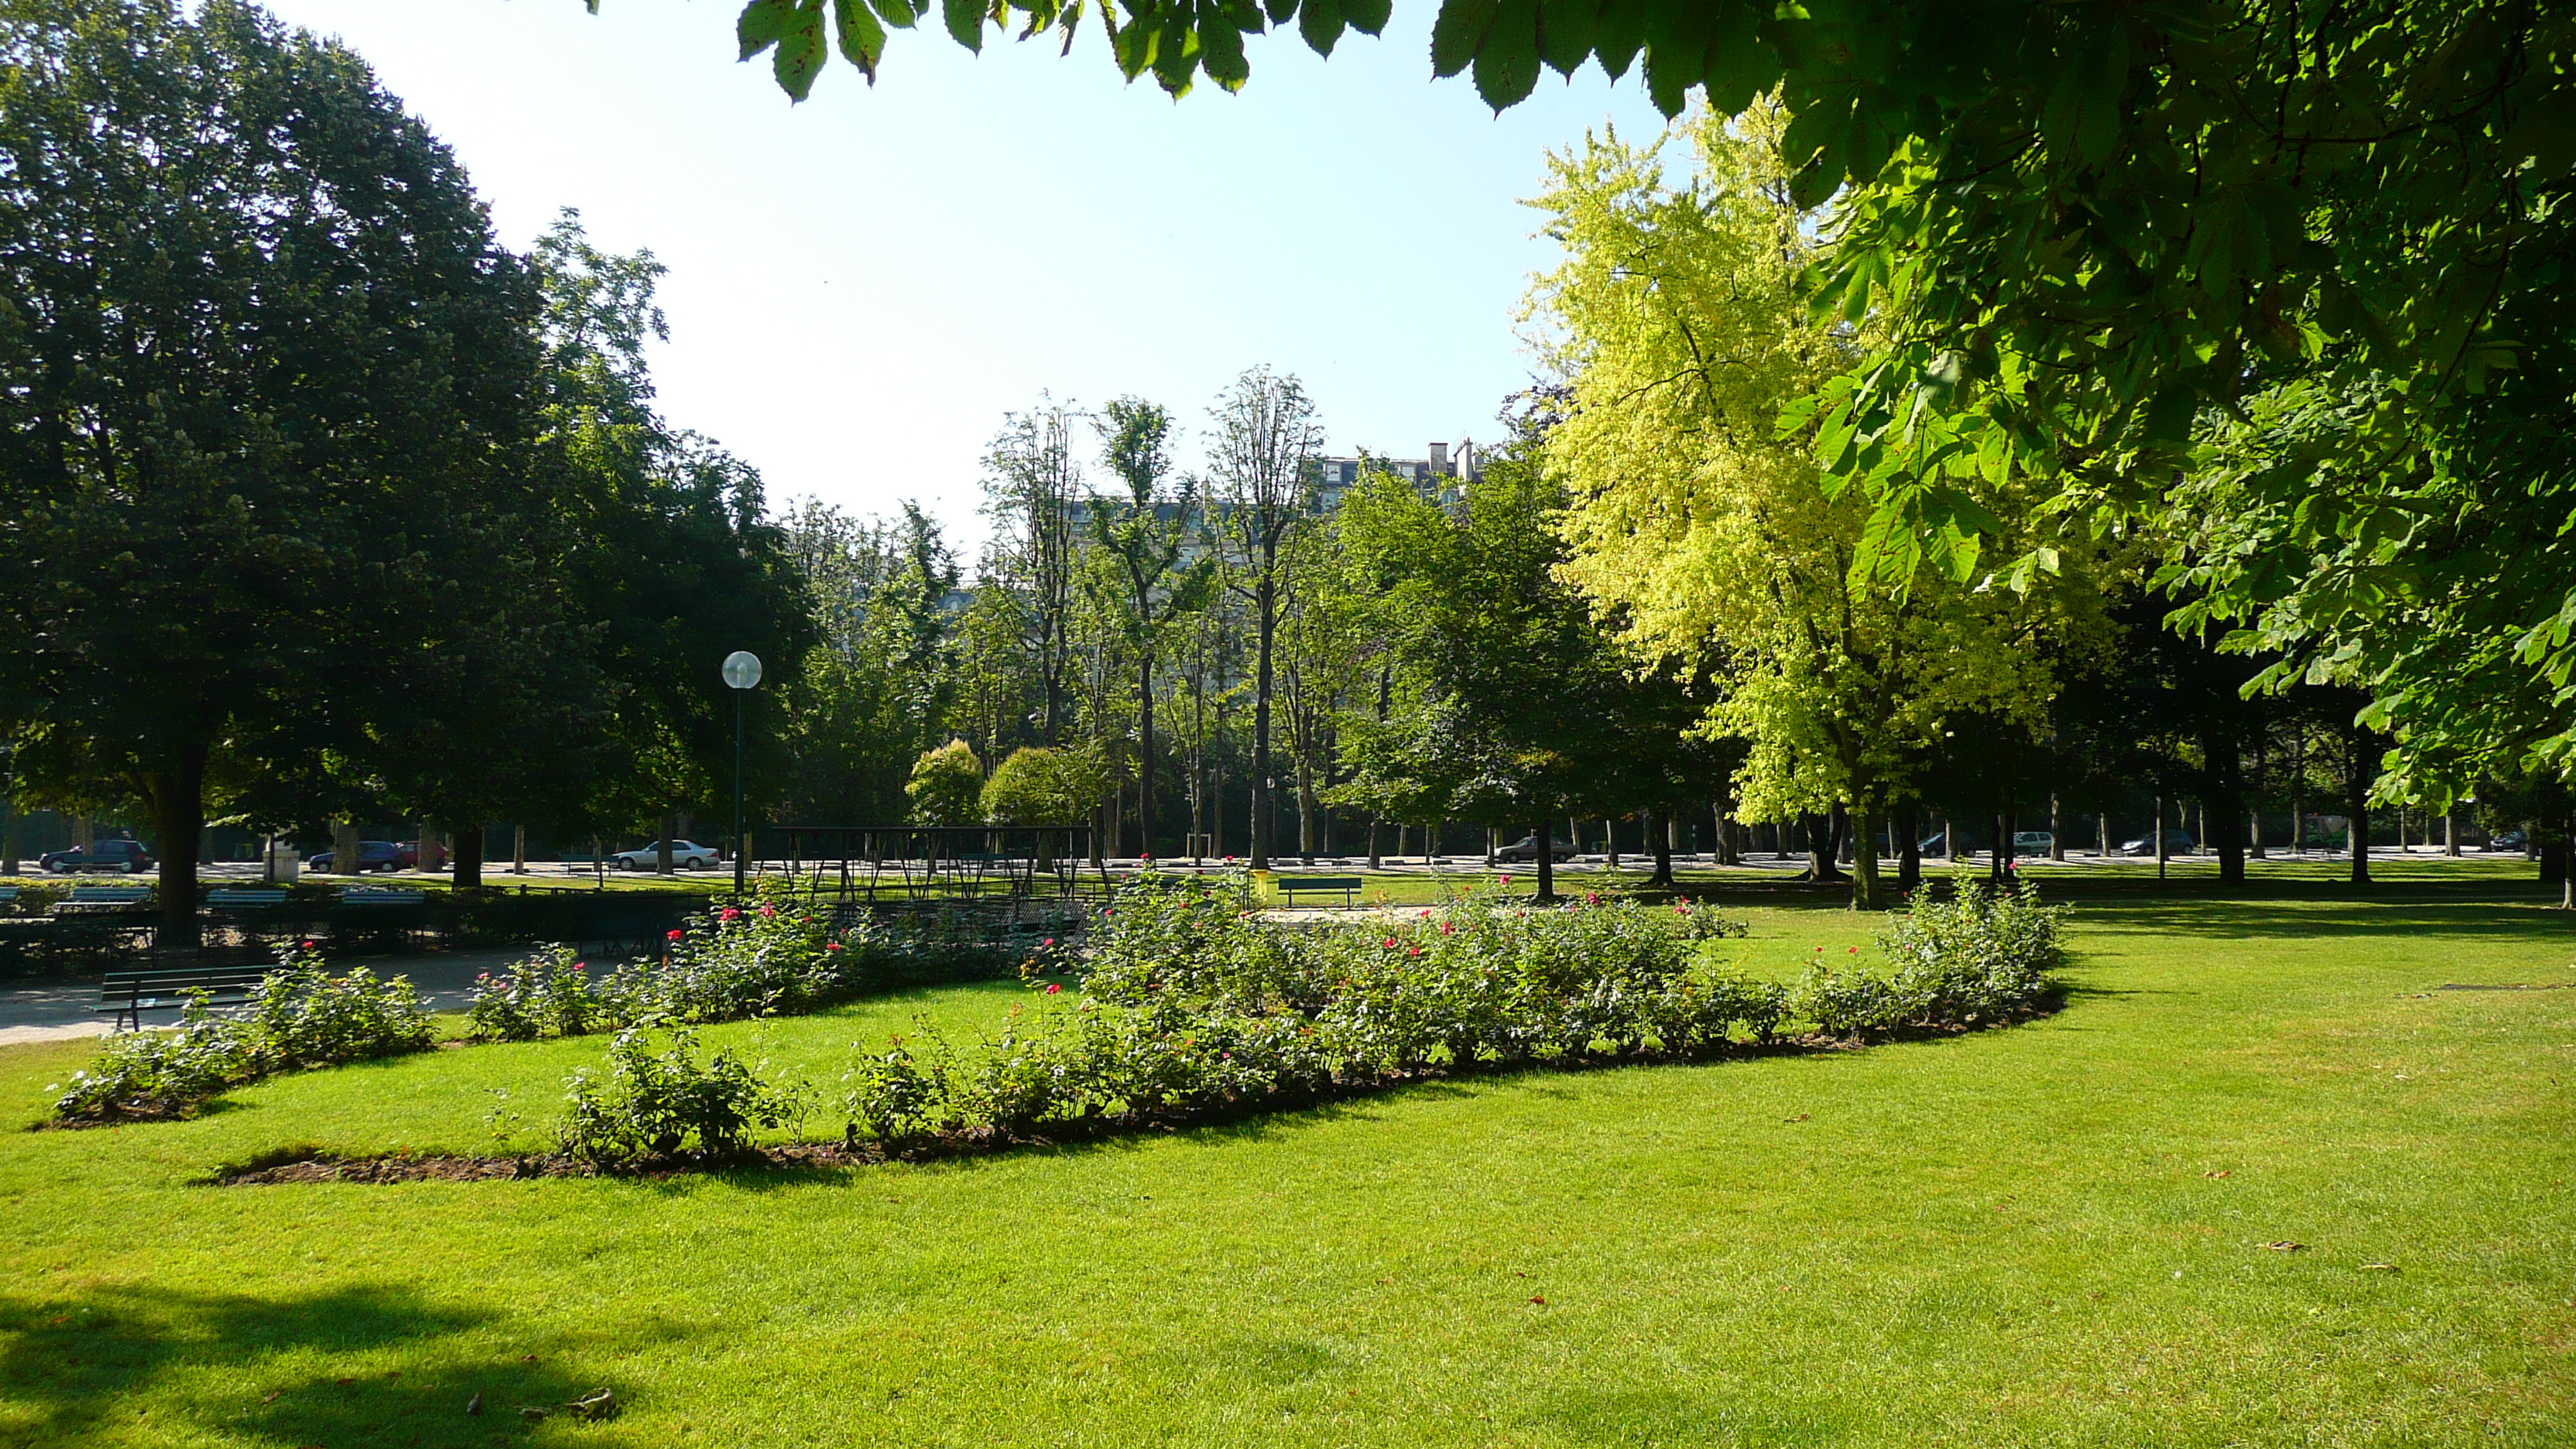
[258,0,1667,546]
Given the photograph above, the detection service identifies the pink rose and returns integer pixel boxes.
[1045,983,1063,995]
[718,907,742,922]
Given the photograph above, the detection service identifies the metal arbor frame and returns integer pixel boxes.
[762,825,1105,918]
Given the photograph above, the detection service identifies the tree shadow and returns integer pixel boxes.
[0,1282,632,1445]
[2071,898,2576,943]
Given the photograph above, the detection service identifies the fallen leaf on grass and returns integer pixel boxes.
[2263,1242,2305,1252]
[2361,1262,2398,1272]
[1783,1113,1809,1122]
[334,1378,354,1386]
[2203,1170,2232,1178]
[261,1391,280,1403]
[1528,1296,1547,1306]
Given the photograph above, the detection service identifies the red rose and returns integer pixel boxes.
[1045,983,1063,995]
[667,929,685,941]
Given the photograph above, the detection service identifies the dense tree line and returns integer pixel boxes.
[0,0,807,940]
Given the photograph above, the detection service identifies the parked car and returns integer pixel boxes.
[307,840,416,873]
[2488,829,2529,852]
[39,838,155,874]
[2009,830,2054,855]
[1917,832,1965,855]
[2119,830,2196,857]
[1493,835,1574,864]
[613,840,722,871]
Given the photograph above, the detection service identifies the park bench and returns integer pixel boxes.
[205,888,304,950]
[96,964,276,1032]
[331,886,432,951]
[1276,874,1365,907]
[55,884,154,914]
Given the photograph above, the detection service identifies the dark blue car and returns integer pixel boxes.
[39,839,155,874]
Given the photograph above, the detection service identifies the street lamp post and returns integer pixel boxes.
[722,651,762,897]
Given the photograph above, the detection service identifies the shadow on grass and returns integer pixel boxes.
[0,1282,627,1446]
[2071,898,2576,942]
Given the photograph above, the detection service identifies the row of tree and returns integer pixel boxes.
[769,101,2569,908]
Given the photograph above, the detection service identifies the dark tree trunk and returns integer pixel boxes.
[453,823,484,889]
[2207,727,2246,885]
[1250,569,1275,870]
[146,745,207,951]
[1532,820,1558,902]
[1803,811,1847,882]
[1646,805,1674,887]
[1896,800,1921,892]
[1850,801,1886,910]
[1137,650,1156,858]
[2346,742,2372,886]
[658,812,675,875]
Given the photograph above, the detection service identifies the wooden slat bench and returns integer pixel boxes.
[1275,874,1365,907]
[97,964,276,1032]
[205,888,291,913]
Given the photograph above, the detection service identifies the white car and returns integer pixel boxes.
[613,840,721,870]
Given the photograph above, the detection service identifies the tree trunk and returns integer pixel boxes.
[2345,748,2372,886]
[1896,800,1921,892]
[2207,728,2246,886]
[1137,649,1156,858]
[1367,817,1382,871]
[1250,569,1276,870]
[2049,794,2065,861]
[512,824,527,875]
[1646,806,1673,887]
[657,814,675,875]
[2155,793,2169,881]
[453,822,484,889]
[1804,811,1847,882]
[1531,820,1558,902]
[146,745,207,951]
[1850,801,1886,910]
[2445,811,2459,857]
[334,820,362,876]
[2098,813,2109,858]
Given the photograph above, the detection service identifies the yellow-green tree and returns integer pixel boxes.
[1532,105,2103,909]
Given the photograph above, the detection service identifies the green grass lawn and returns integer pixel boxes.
[2,896,2571,1447]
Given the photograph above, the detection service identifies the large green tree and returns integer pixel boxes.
[0,0,553,936]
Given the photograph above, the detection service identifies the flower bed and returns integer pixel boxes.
[48,949,436,1123]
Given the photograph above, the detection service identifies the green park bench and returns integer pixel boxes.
[96,964,276,1032]
[205,888,303,950]
[1275,874,1365,907]
[57,884,154,913]
[332,886,432,951]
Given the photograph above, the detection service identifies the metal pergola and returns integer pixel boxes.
[760,824,1105,919]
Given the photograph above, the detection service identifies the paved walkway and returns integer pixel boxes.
[0,945,534,1046]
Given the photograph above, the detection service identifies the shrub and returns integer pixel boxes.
[905,739,985,825]
[50,995,252,1122]
[243,950,437,1068]
[833,870,1778,1146]
[979,745,1109,827]
[49,945,437,1122]
[1790,878,2067,1038]
[557,1026,806,1166]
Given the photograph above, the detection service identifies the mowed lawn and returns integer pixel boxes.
[1,898,2570,1447]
